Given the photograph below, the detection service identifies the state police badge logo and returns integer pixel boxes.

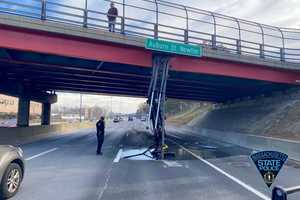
[250,151,288,187]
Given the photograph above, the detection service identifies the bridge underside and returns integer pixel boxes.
[0,49,292,102]
[0,48,295,103]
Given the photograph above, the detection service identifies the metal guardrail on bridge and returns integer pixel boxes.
[0,0,300,63]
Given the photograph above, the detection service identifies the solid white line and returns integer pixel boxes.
[25,148,58,161]
[98,148,122,199]
[172,140,270,200]
[113,149,123,163]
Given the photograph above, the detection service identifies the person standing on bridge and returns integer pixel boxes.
[107,2,118,32]
[96,116,105,155]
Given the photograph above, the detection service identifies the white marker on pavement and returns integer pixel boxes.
[113,149,123,163]
[162,160,183,168]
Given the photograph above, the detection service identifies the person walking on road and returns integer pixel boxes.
[96,116,105,155]
[107,2,118,32]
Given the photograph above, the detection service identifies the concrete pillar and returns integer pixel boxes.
[17,98,30,127]
[41,103,51,126]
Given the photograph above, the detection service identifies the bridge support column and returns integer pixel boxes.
[147,54,170,160]
[17,97,30,127]
[1,79,57,127]
[41,103,51,126]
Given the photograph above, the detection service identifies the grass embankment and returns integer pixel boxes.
[167,107,203,126]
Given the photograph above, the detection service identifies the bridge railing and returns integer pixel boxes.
[0,0,300,63]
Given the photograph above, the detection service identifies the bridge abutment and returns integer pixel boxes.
[16,94,56,127]
[0,80,57,127]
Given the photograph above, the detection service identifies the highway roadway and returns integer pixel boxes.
[11,121,300,200]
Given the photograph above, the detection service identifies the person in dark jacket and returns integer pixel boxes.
[107,2,118,32]
[96,116,105,155]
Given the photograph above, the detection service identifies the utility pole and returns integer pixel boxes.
[79,94,83,122]
[119,99,122,114]
[111,96,113,118]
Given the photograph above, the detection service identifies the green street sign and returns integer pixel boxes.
[145,38,202,57]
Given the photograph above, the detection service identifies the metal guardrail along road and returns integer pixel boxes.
[0,0,300,63]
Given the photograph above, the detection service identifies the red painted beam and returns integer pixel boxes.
[1,24,300,85]
[170,57,300,85]
[0,25,152,67]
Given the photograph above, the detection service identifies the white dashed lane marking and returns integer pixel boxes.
[25,148,58,161]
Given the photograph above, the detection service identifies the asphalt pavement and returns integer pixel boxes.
[10,121,300,200]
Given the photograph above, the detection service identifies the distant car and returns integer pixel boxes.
[141,116,147,122]
[0,145,24,199]
[113,117,120,123]
[128,116,133,121]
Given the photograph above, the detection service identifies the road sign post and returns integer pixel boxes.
[145,39,202,160]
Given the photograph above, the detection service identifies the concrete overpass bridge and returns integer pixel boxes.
[0,0,300,130]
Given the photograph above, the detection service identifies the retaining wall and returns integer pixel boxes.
[195,128,300,161]
[0,122,94,145]
[190,89,300,140]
